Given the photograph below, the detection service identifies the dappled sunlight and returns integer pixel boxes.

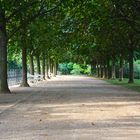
[33,101,140,121]
[0,76,140,139]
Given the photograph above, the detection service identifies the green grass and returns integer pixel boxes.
[105,78,140,92]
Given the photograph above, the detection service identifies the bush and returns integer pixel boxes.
[58,63,69,74]
[58,62,91,75]
[70,63,83,75]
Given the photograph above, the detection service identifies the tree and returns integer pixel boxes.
[0,0,62,93]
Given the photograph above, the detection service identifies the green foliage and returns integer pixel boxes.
[8,60,22,70]
[58,63,69,74]
[58,62,91,75]
[83,65,91,74]
[3,0,140,86]
[123,62,140,79]
[70,64,83,75]
[67,62,73,71]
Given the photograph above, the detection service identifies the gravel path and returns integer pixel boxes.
[0,75,140,140]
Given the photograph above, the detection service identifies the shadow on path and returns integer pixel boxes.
[0,75,140,140]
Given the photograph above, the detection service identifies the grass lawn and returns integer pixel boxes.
[105,78,140,92]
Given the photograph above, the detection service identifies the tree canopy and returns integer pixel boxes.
[0,0,140,93]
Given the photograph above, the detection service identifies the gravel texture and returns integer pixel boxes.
[0,75,140,140]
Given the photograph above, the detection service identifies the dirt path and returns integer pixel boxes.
[0,75,140,140]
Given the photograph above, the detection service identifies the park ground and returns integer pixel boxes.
[0,75,140,140]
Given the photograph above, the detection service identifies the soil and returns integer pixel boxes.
[0,75,140,140]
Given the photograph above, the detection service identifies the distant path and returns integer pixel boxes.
[0,75,140,140]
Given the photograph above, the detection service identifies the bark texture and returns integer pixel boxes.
[42,52,46,80]
[20,46,29,87]
[29,54,34,75]
[111,61,116,79]
[0,10,10,93]
[119,56,123,81]
[128,48,134,83]
[36,54,41,74]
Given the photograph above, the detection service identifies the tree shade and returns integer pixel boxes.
[0,0,140,93]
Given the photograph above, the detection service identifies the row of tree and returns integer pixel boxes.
[90,0,140,83]
[0,0,140,94]
[0,0,64,93]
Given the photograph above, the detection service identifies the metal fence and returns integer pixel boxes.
[8,69,22,86]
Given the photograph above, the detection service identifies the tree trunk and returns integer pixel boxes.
[119,56,123,81]
[128,34,134,83]
[45,57,48,79]
[53,61,57,77]
[99,65,102,78]
[102,61,105,78]
[0,15,10,93]
[101,65,103,78]
[91,60,96,75]
[47,58,51,79]
[128,48,134,83]
[29,54,34,75]
[50,59,53,74]
[36,54,41,74]
[56,63,58,75]
[91,63,94,75]
[107,59,111,79]
[105,65,108,78]
[20,46,29,87]
[97,65,100,77]
[42,52,46,80]
[94,64,97,76]
[102,61,106,78]
[111,61,116,79]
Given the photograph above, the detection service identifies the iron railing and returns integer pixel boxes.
[8,69,22,86]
